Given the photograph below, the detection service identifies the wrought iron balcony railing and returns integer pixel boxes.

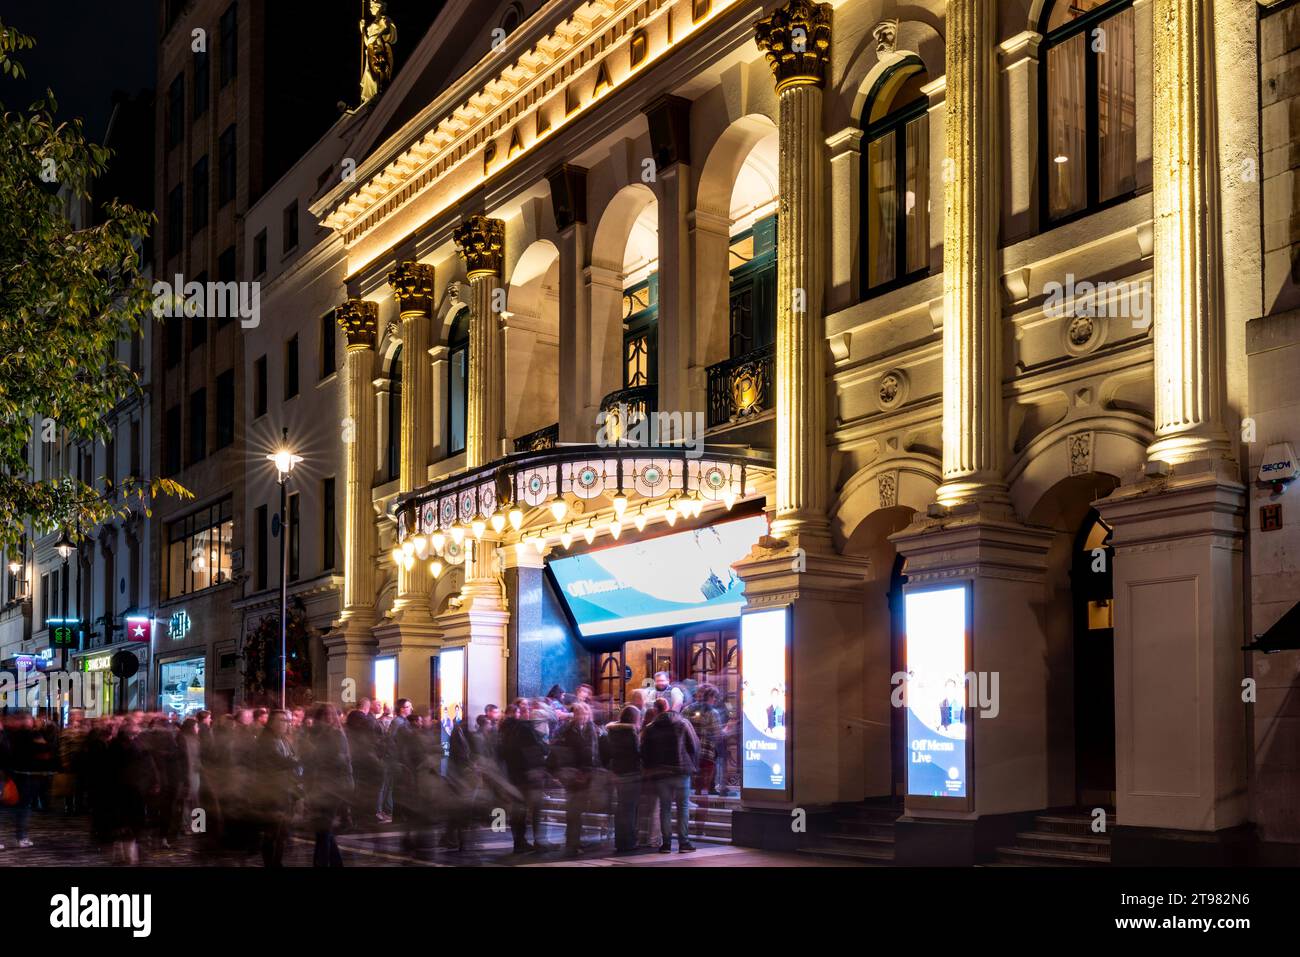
[513,422,559,453]
[706,342,775,428]
[598,384,656,444]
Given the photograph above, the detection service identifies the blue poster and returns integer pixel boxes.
[741,608,788,791]
[904,586,968,798]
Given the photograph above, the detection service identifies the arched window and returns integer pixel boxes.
[622,274,658,388]
[446,309,469,457]
[386,346,402,482]
[861,60,930,294]
[728,215,777,357]
[1039,0,1136,226]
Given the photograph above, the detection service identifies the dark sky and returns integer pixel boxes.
[1,0,156,143]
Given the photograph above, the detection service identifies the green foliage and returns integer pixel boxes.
[0,20,188,551]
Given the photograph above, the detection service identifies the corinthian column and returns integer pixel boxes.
[453,215,506,469]
[327,298,380,699]
[1147,0,1230,466]
[755,0,832,550]
[936,0,1006,507]
[388,261,435,619]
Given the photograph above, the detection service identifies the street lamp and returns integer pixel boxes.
[53,528,77,562]
[265,428,301,710]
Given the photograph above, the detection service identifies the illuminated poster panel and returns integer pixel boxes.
[740,607,789,793]
[374,657,396,712]
[438,646,466,752]
[904,585,969,799]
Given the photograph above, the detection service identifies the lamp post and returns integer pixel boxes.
[53,526,77,719]
[266,428,302,711]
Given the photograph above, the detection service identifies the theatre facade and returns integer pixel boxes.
[246,0,1298,863]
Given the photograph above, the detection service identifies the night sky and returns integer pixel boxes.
[1,0,155,143]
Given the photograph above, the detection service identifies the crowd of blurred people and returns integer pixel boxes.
[0,672,737,865]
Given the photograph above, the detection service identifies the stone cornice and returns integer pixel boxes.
[321,0,741,246]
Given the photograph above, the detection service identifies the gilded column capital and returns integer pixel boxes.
[336,298,379,351]
[453,215,506,279]
[754,0,832,94]
[388,261,436,313]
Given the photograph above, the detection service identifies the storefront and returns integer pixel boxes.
[543,509,771,793]
[72,641,150,716]
[158,654,206,718]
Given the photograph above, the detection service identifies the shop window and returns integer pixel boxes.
[387,346,404,478]
[1039,0,1137,226]
[447,312,469,457]
[622,273,658,388]
[160,656,206,718]
[727,214,777,357]
[166,497,234,598]
[861,60,930,294]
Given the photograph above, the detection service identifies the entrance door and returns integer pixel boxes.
[1071,511,1116,806]
[680,626,741,792]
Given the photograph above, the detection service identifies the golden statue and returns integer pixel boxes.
[359,0,397,104]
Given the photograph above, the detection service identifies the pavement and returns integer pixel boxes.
[0,808,859,868]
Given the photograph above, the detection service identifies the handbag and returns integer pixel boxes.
[1,776,19,807]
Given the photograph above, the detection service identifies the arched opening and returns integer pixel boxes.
[446,310,469,458]
[505,240,561,448]
[1027,471,1121,808]
[1071,508,1116,807]
[861,58,930,295]
[590,183,658,426]
[386,345,402,481]
[1038,0,1137,226]
[725,131,779,360]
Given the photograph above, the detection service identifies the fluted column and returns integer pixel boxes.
[755,0,832,549]
[388,261,435,618]
[1147,0,1231,466]
[936,0,1006,507]
[454,215,507,470]
[336,299,379,616]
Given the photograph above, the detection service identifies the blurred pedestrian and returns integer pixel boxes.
[640,697,698,853]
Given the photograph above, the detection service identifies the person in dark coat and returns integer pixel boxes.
[345,698,385,824]
[1,713,44,849]
[601,705,643,852]
[253,710,302,867]
[302,704,353,867]
[550,702,601,856]
[108,716,155,864]
[640,697,699,853]
[498,697,550,853]
[144,718,182,848]
[83,721,115,845]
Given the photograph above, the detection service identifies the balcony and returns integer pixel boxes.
[514,423,559,453]
[598,384,656,444]
[706,343,775,428]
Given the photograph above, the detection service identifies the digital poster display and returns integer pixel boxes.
[740,607,789,792]
[548,514,767,637]
[904,586,969,799]
[438,646,466,753]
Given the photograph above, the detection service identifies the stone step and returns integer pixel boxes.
[1033,813,1116,837]
[537,809,732,839]
[994,844,1111,866]
[1013,830,1111,857]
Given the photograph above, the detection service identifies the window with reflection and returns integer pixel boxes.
[861,61,930,294]
[728,214,777,357]
[447,310,469,457]
[166,497,233,598]
[1040,0,1137,225]
[386,346,402,481]
[622,274,658,389]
